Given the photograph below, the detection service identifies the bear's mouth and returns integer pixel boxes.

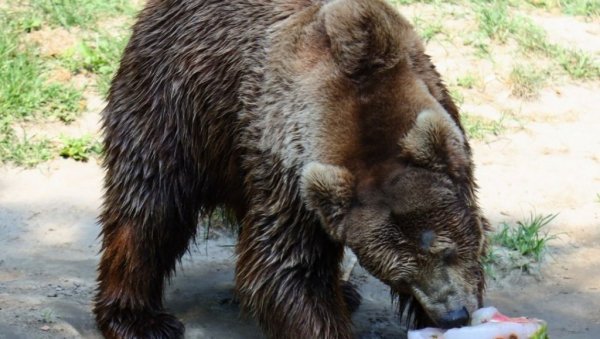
[391,292,436,329]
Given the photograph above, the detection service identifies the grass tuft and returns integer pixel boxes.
[456,73,482,89]
[492,213,558,261]
[59,135,103,162]
[476,1,514,43]
[552,48,600,80]
[0,121,54,167]
[483,213,558,278]
[40,308,56,324]
[509,64,547,98]
[461,114,505,140]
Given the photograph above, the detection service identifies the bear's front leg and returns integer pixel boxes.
[235,211,353,339]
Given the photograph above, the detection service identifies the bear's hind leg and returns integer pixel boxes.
[93,180,200,338]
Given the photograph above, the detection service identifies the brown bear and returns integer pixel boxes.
[94,0,489,338]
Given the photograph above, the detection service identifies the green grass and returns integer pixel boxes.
[523,0,600,17]
[461,114,505,140]
[59,135,102,161]
[469,0,599,17]
[413,17,444,43]
[515,21,599,79]
[483,213,558,277]
[510,17,550,53]
[0,130,104,166]
[0,0,134,166]
[61,31,129,96]
[25,0,135,28]
[475,3,546,51]
[456,73,482,89]
[0,16,84,122]
[1,19,77,166]
[492,213,558,261]
[473,1,600,80]
[509,64,548,98]
[552,47,600,79]
[464,34,492,57]
[10,10,44,33]
[0,12,85,165]
[475,1,514,43]
[40,308,56,324]
[0,121,54,167]
[449,87,465,105]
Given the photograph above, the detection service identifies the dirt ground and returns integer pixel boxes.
[2,85,600,338]
[1,5,600,339]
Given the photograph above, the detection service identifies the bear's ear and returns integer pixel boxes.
[399,109,471,180]
[300,162,355,242]
[320,0,409,78]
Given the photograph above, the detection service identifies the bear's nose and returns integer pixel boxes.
[438,307,470,329]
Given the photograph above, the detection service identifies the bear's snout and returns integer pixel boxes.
[436,306,470,329]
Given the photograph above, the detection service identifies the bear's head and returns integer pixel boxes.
[297,0,488,329]
[301,108,488,329]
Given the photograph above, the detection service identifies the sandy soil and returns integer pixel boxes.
[473,82,600,338]
[1,5,599,339]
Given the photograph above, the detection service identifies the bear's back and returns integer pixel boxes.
[106,0,321,118]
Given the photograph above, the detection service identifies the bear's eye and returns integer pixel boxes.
[441,247,458,265]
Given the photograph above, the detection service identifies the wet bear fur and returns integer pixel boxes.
[94,0,489,338]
